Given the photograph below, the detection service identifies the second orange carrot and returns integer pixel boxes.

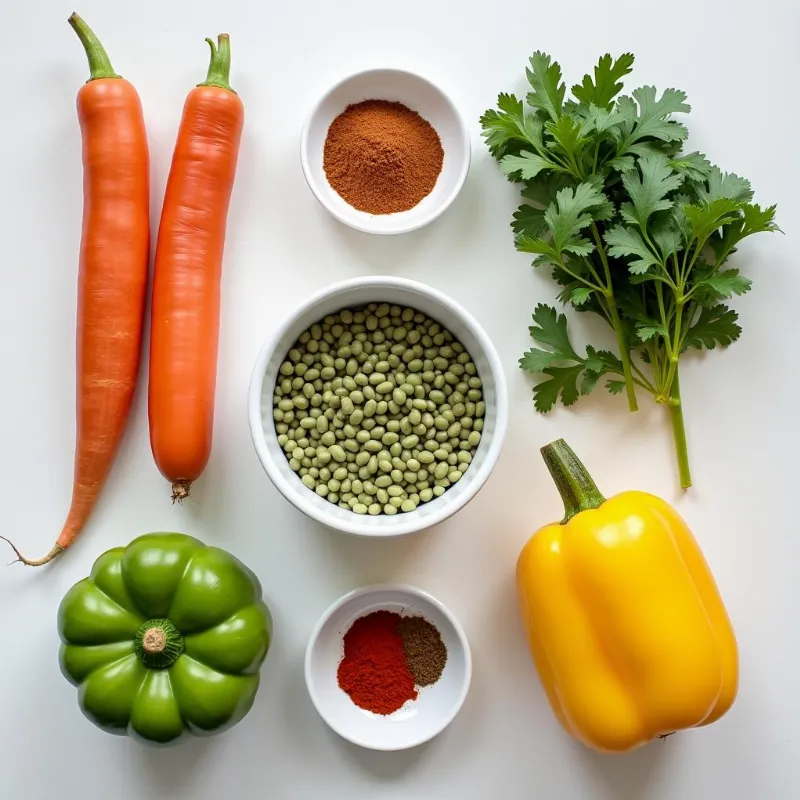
[148,34,244,501]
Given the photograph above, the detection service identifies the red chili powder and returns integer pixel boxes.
[336,610,418,715]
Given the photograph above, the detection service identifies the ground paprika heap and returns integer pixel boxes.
[337,610,418,715]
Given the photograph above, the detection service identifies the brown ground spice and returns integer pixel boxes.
[397,615,448,686]
[323,99,444,215]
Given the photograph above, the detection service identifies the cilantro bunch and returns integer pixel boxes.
[481,52,779,488]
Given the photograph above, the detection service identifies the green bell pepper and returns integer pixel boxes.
[57,532,272,744]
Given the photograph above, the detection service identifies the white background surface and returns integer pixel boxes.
[1,0,798,797]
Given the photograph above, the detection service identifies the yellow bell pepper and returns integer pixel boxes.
[517,439,738,753]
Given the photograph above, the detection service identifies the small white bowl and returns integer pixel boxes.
[247,277,508,538]
[300,68,471,235]
[305,584,472,751]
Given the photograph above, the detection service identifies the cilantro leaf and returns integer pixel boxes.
[683,304,741,350]
[696,167,753,204]
[669,152,712,181]
[480,94,545,158]
[533,365,584,411]
[619,153,684,228]
[512,204,548,238]
[544,182,607,254]
[709,203,781,265]
[581,345,624,393]
[585,346,624,375]
[692,269,752,298]
[518,182,607,267]
[683,198,744,241]
[607,155,637,173]
[528,304,580,359]
[582,105,624,135]
[615,87,690,155]
[516,235,562,268]
[604,225,661,273]
[523,311,626,411]
[636,322,667,341]
[521,173,575,207]
[501,152,554,180]
[526,52,566,122]
[571,287,593,305]
[519,348,561,373]
[606,380,626,395]
[740,202,781,236]
[650,214,682,260]
[523,305,590,411]
[572,53,635,110]
[545,115,589,161]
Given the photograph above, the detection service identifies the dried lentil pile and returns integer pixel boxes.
[272,303,485,515]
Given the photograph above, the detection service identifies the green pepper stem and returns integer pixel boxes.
[541,439,606,523]
[198,34,235,93]
[67,13,119,81]
[135,619,184,668]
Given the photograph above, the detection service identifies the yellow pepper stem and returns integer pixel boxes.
[541,439,606,523]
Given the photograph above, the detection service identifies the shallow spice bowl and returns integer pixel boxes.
[300,68,470,234]
[247,276,508,537]
[305,584,472,751]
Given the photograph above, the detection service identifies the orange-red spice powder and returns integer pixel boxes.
[323,99,444,215]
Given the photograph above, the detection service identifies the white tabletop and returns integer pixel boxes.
[2,0,798,797]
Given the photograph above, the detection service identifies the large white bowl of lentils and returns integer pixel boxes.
[248,277,508,537]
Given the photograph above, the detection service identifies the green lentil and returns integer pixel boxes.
[273,303,484,515]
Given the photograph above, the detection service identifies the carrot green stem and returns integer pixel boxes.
[68,13,119,81]
[199,34,235,93]
[541,439,606,523]
[668,367,693,489]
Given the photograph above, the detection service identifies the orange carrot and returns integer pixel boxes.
[3,14,149,566]
[148,34,243,501]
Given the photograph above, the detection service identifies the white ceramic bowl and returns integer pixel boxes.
[248,277,508,537]
[300,68,471,235]
[305,584,472,751]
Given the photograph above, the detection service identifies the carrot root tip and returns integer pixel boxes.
[0,537,65,567]
[171,481,192,504]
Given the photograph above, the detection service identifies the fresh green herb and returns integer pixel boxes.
[481,52,779,487]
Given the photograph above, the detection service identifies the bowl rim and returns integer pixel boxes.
[299,66,472,236]
[303,583,473,751]
[247,276,508,538]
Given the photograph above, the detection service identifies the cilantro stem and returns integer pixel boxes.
[655,283,672,360]
[648,341,663,388]
[668,366,692,489]
[558,258,605,293]
[630,361,656,394]
[566,151,582,178]
[660,298,684,399]
[590,224,638,411]
[581,255,604,287]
